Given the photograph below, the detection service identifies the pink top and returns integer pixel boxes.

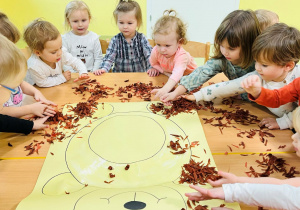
[149,46,197,82]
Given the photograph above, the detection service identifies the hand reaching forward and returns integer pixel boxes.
[241,75,262,99]
[93,69,106,76]
[185,184,225,201]
[74,73,89,82]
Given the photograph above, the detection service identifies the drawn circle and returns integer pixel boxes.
[89,115,166,163]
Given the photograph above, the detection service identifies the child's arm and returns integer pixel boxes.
[209,171,300,187]
[160,85,187,102]
[185,184,225,201]
[29,67,67,88]
[242,75,300,108]
[147,46,164,76]
[98,37,118,72]
[20,81,56,106]
[0,114,48,134]
[152,78,177,99]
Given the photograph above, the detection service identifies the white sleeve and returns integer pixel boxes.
[224,183,300,210]
[28,67,66,87]
[193,71,259,102]
[62,48,88,75]
[276,112,294,130]
[92,36,103,71]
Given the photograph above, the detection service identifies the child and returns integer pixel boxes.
[0,12,56,120]
[24,19,89,87]
[0,34,49,134]
[185,107,300,209]
[94,0,152,75]
[148,10,197,99]
[0,12,20,43]
[159,10,260,102]
[177,23,300,130]
[255,9,279,31]
[62,0,103,73]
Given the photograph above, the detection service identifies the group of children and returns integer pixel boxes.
[1,0,300,209]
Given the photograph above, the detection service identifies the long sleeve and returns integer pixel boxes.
[92,37,103,71]
[99,36,117,72]
[140,34,152,71]
[27,54,67,88]
[224,183,300,210]
[62,48,87,75]
[179,59,225,91]
[252,77,300,108]
[149,47,164,73]
[276,112,294,130]
[193,71,259,102]
[0,114,33,134]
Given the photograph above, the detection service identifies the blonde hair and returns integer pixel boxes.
[23,19,60,52]
[113,0,142,28]
[255,9,279,31]
[0,34,26,84]
[64,0,92,31]
[0,12,20,43]
[213,10,261,69]
[152,10,188,45]
[252,23,300,66]
[293,107,300,134]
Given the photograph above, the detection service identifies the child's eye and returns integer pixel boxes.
[262,64,268,67]
[166,45,170,47]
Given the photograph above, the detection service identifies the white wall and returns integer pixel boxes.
[146,0,240,44]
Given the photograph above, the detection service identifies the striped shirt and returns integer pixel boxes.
[100,32,152,72]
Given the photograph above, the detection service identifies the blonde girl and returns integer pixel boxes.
[255,9,279,31]
[62,0,103,72]
[159,10,261,103]
[0,13,56,121]
[149,10,197,99]
[0,35,49,133]
[94,0,152,75]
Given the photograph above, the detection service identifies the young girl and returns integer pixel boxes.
[0,13,56,120]
[0,34,49,134]
[159,10,261,102]
[94,0,152,75]
[185,107,300,209]
[148,10,197,99]
[178,23,300,130]
[24,19,89,87]
[62,0,103,73]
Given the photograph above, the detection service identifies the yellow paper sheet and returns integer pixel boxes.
[17,102,240,210]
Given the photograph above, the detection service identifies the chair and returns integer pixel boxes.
[100,39,109,54]
[182,41,210,64]
[148,39,155,47]
[20,46,31,60]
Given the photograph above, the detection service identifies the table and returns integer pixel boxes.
[0,72,297,210]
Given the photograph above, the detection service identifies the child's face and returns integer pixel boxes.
[220,39,241,65]
[35,36,63,68]
[117,10,137,40]
[255,59,290,82]
[292,132,300,157]
[68,9,90,36]
[154,31,180,58]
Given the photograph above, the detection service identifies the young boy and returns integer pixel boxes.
[185,107,300,209]
[166,23,300,130]
[23,19,89,87]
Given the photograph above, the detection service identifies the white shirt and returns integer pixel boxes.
[62,31,103,72]
[193,65,300,129]
[224,183,300,210]
[27,48,87,87]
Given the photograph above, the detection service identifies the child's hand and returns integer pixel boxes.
[32,116,49,130]
[147,68,160,77]
[30,102,56,117]
[34,92,57,106]
[181,94,196,101]
[207,171,237,187]
[161,91,179,103]
[93,69,106,76]
[74,73,89,82]
[241,75,262,99]
[63,70,71,81]
[185,184,225,201]
[259,117,280,129]
[151,88,169,100]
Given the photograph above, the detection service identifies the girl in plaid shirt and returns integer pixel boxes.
[94,0,152,75]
